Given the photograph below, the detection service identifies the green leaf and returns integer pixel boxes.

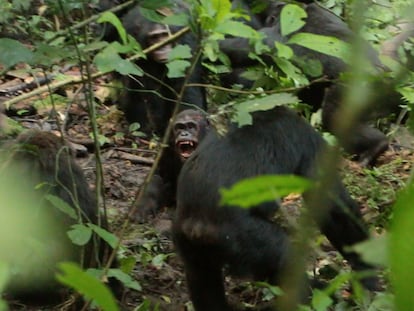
[0,261,10,292]
[107,268,142,291]
[152,254,170,268]
[367,293,394,311]
[139,7,164,23]
[311,289,333,311]
[220,175,312,208]
[351,234,389,267]
[213,0,233,23]
[166,59,191,78]
[280,4,307,36]
[57,262,119,311]
[45,194,78,220]
[162,12,189,26]
[215,20,258,38]
[288,32,351,63]
[94,46,143,76]
[0,38,33,69]
[168,44,192,61]
[275,42,293,59]
[274,57,309,85]
[233,93,299,126]
[32,43,72,66]
[390,179,414,311]
[98,12,127,44]
[120,256,137,274]
[67,224,93,246]
[88,223,119,249]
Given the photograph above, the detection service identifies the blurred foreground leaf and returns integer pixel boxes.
[220,175,312,208]
[57,262,119,311]
[390,178,414,310]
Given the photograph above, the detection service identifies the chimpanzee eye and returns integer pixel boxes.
[175,123,185,131]
[188,122,198,129]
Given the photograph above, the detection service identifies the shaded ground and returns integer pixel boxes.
[1,72,414,310]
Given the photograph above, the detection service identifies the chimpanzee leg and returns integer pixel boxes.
[306,179,379,289]
[174,212,306,311]
[182,250,230,311]
[322,85,388,166]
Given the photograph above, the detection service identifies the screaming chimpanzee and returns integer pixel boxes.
[173,107,377,311]
[220,0,392,166]
[173,109,210,162]
[131,109,210,222]
[0,130,112,303]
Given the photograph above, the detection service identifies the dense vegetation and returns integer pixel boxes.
[0,0,414,310]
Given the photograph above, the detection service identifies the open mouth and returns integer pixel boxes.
[176,140,198,160]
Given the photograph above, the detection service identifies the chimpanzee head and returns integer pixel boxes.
[173,109,209,162]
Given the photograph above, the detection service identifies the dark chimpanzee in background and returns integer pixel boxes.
[0,130,113,304]
[98,1,208,222]
[132,109,210,222]
[221,0,394,166]
[99,0,207,135]
[173,107,377,311]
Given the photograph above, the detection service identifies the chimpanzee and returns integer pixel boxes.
[131,109,209,222]
[220,0,393,166]
[173,107,377,311]
[0,130,112,303]
[99,1,207,135]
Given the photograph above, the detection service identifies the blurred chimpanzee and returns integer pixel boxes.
[131,109,210,222]
[0,130,112,303]
[99,1,207,135]
[221,0,392,166]
[173,107,377,311]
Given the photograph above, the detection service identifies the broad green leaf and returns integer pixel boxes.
[88,223,119,249]
[67,224,92,246]
[98,12,127,44]
[45,194,77,220]
[275,42,293,59]
[120,256,137,274]
[166,59,191,78]
[215,20,258,38]
[390,178,414,311]
[288,32,351,63]
[57,262,119,311]
[167,44,192,60]
[254,281,284,296]
[32,43,72,66]
[212,0,232,23]
[274,57,308,85]
[162,13,189,26]
[0,38,33,68]
[311,289,333,311]
[233,93,299,126]
[140,7,164,23]
[220,175,312,208]
[152,254,170,268]
[94,46,143,76]
[107,268,142,291]
[352,234,389,267]
[280,4,307,36]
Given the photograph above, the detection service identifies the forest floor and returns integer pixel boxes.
[1,71,414,311]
